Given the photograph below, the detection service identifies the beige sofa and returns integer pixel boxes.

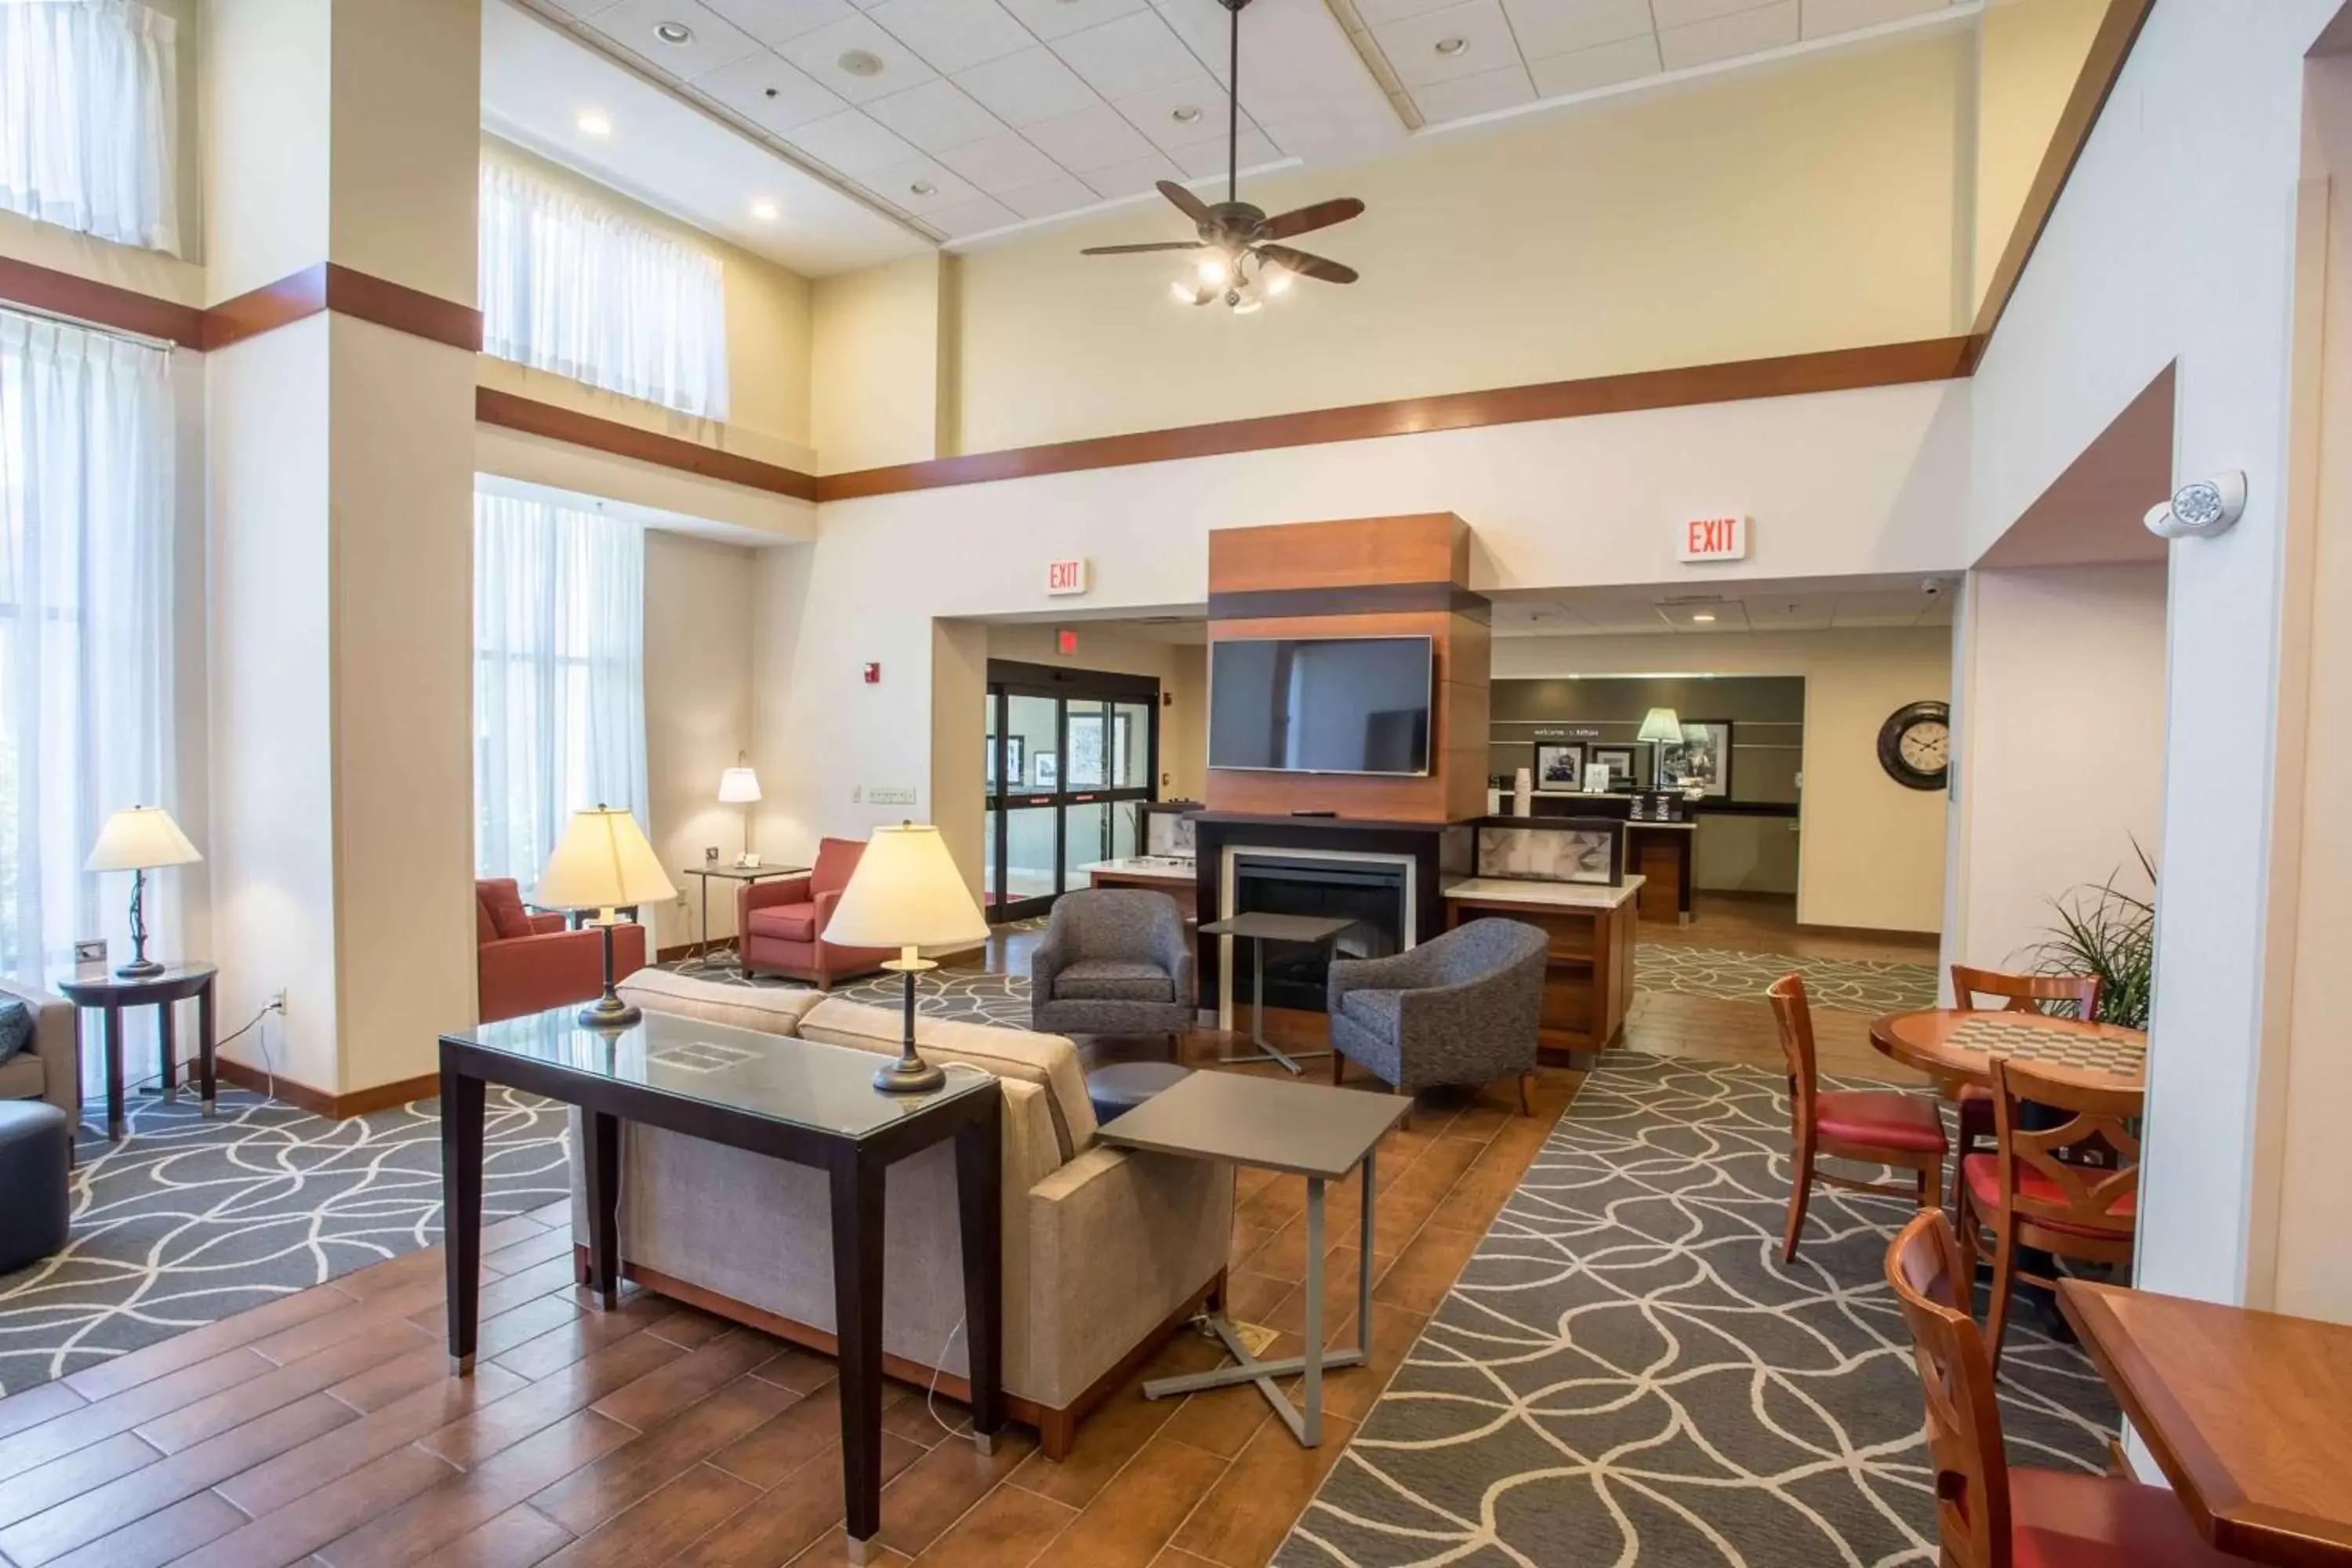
[572,967,1232,1457]
[1,978,78,1123]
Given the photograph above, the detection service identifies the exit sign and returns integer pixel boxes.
[1679,516,1748,563]
[1044,558,1091,596]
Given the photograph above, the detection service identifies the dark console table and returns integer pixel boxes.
[438,1009,1004,1564]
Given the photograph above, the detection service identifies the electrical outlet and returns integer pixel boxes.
[704,845,719,863]
[850,784,863,804]
[268,989,288,1014]
[869,785,917,806]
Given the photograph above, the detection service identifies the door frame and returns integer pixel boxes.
[985,659,1161,920]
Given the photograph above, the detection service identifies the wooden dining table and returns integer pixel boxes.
[1867,1007,2148,1090]
[2059,1279,2352,1567]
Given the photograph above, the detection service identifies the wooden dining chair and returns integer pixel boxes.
[1769,975,1946,1265]
[1886,1210,2241,1567]
[1947,967,2103,1210]
[1958,1056,2141,1374]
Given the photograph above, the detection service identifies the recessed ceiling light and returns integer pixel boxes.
[576,108,612,136]
[909,180,937,197]
[1171,104,1202,124]
[654,20,694,44]
[838,48,884,77]
[1434,35,1468,56]
[1691,613,1716,622]
[750,198,779,221]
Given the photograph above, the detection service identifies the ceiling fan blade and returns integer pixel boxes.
[1080,241,1207,255]
[1156,180,1216,227]
[1258,243,1358,285]
[1259,197,1365,241]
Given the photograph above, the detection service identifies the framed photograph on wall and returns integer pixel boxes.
[1003,735,1025,790]
[1589,745,1638,791]
[1534,742,1587,789]
[1033,751,1059,789]
[1067,712,1105,789]
[1658,720,1733,798]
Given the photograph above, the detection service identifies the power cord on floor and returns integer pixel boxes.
[928,1316,973,1440]
[107,996,282,1105]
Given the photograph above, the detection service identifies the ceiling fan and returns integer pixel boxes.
[1079,0,1364,313]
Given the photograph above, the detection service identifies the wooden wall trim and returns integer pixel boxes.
[323,263,484,352]
[201,263,328,351]
[1966,0,2154,351]
[215,1057,442,1121]
[474,387,820,502]
[0,254,205,347]
[1207,583,1490,621]
[815,336,1978,502]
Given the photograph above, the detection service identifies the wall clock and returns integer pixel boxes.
[1878,700,1950,791]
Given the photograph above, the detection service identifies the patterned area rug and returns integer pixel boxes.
[0,1086,566,1396]
[1638,946,1939,1013]
[1278,1053,2118,1567]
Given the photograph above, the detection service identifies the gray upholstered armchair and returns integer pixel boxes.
[1327,918,1548,1109]
[1031,889,1196,1047]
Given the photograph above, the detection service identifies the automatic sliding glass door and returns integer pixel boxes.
[982,662,1160,922]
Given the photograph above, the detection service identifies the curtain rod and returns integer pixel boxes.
[0,298,179,354]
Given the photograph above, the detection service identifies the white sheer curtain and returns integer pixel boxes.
[0,310,177,1094]
[474,484,648,895]
[477,157,729,421]
[0,0,181,255]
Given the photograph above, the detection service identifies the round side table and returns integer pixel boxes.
[53,963,220,1140]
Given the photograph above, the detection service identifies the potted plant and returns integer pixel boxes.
[2027,841,2156,1030]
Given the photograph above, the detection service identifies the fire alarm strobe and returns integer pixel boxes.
[862,662,880,684]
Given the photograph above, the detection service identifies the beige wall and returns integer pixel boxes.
[811,253,949,473]
[1974,0,2110,313]
[201,0,331,302]
[1493,629,1955,932]
[644,530,759,953]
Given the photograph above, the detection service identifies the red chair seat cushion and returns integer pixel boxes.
[1814,1091,1947,1154]
[1962,1153,2137,1235]
[747,902,820,943]
[2010,1468,2244,1566]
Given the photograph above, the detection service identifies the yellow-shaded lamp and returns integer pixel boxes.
[535,806,674,1028]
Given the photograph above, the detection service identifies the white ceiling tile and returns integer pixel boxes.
[1657,0,1796,67]
[694,49,848,132]
[927,194,1022,236]
[700,0,855,44]
[993,172,1103,218]
[865,0,1034,72]
[1351,30,1406,93]
[1527,31,1658,94]
[864,78,1006,151]
[866,155,982,211]
[1114,74,1249,153]
[1020,101,1157,170]
[1408,61,1534,122]
[1501,0,1654,60]
[783,107,921,172]
[1371,0,1519,88]
[998,0,1147,42]
[1051,10,1199,100]
[586,0,764,78]
[1080,150,1187,200]
[1147,0,1236,85]
[1170,126,1278,180]
[936,129,1062,191]
[1353,0,1470,22]
[953,45,1100,125]
[1800,0,1947,39]
[1650,0,1782,28]
[772,10,938,101]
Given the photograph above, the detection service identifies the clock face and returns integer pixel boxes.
[1877,701,1951,791]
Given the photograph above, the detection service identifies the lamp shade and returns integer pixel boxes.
[717,766,762,804]
[535,807,677,911]
[85,806,201,873]
[1636,706,1685,745]
[825,824,989,952]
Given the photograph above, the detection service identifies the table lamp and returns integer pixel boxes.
[717,754,761,868]
[535,805,677,1029]
[825,822,989,1094]
[85,806,202,978]
[1636,706,1684,744]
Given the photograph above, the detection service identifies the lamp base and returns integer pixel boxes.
[873,1056,948,1094]
[114,958,164,980]
[579,997,642,1031]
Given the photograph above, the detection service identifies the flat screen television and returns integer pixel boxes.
[1208,635,1434,776]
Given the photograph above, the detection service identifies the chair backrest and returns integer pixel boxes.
[475,878,531,942]
[1420,917,1549,985]
[811,837,866,897]
[1951,964,2101,1022]
[1765,973,1817,1134]
[1988,1056,2142,1239]
[1886,1210,2011,1568]
[1047,887,1179,959]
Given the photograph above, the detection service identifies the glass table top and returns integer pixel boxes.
[450,1009,991,1141]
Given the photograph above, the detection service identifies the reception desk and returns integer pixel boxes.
[1080,856,1199,925]
[1443,876,1639,1061]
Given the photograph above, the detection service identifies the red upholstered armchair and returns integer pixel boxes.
[476,878,648,1024]
[738,837,895,988]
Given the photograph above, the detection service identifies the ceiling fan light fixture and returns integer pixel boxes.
[1196,254,1230,287]
[1261,260,1292,295]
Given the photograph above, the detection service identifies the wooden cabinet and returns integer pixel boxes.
[1445,890,1635,1062]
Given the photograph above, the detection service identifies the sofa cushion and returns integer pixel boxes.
[798,998,1097,1160]
[746,902,820,943]
[0,1052,43,1101]
[0,1000,31,1062]
[477,880,535,940]
[1052,959,1174,1004]
[618,969,827,1036]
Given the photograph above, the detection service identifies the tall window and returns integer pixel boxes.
[478,157,729,420]
[474,482,648,891]
[0,309,176,1014]
[0,0,182,254]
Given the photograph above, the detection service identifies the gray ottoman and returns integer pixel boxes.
[0,1101,71,1275]
[1087,1062,1192,1127]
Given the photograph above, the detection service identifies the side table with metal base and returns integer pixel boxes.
[54,963,220,1141]
[1200,913,1355,1075]
[1098,1070,1409,1446]
[676,864,809,972]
